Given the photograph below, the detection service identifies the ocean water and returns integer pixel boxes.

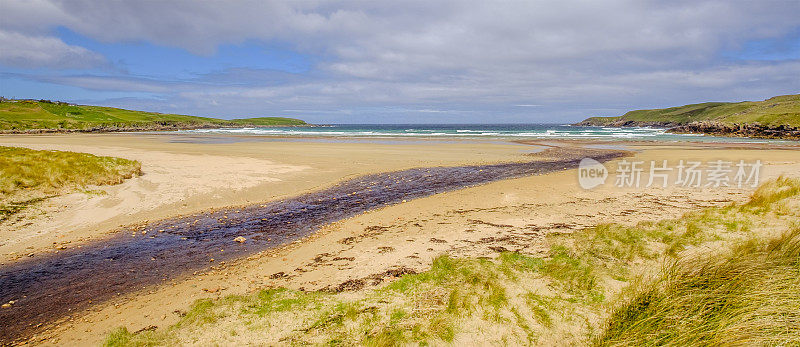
[182,124,792,143]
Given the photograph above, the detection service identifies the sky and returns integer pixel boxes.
[1,1,799,124]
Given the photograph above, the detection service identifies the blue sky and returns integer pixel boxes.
[1,1,799,124]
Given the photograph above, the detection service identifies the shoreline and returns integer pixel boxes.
[7,122,800,142]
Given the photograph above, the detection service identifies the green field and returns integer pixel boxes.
[578,94,800,127]
[0,100,307,132]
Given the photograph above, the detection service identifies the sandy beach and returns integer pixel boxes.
[0,134,531,265]
[1,133,799,345]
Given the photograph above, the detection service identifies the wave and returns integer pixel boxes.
[187,128,665,138]
[179,125,782,143]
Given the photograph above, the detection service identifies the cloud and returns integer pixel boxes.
[1,0,799,121]
[35,74,175,93]
[0,30,105,69]
[0,0,71,34]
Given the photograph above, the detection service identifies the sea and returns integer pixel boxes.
[181,124,794,143]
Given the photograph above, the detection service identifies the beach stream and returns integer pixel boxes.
[0,149,625,343]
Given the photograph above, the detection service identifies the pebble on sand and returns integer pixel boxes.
[234,236,247,243]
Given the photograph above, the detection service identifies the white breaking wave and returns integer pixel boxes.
[187,127,667,138]
[178,125,785,143]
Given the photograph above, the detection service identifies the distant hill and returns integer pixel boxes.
[0,99,307,133]
[575,94,800,139]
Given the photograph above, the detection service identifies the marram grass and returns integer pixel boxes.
[597,228,800,346]
[105,252,590,346]
[0,146,141,219]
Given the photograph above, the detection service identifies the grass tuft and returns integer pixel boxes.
[0,146,141,220]
[597,228,800,346]
[744,176,800,211]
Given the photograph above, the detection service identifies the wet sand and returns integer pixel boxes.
[0,133,799,345]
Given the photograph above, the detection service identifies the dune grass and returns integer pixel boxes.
[596,228,800,346]
[0,146,141,220]
[104,177,800,346]
[105,250,597,346]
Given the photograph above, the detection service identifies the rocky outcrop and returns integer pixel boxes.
[574,118,800,140]
[667,121,800,140]
[574,118,677,127]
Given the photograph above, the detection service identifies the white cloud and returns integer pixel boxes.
[0,0,71,34]
[36,75,174,93]
[0,30,105,69]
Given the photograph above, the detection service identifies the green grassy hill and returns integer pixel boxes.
[0,99,307,132]
[577,94,800,127]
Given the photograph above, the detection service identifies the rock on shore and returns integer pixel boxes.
[667,121,800,140]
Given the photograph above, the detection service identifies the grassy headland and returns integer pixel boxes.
[0,146,141,220]
[576,94,800,139]
[0,99,307,133]
[105,177,800,345]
